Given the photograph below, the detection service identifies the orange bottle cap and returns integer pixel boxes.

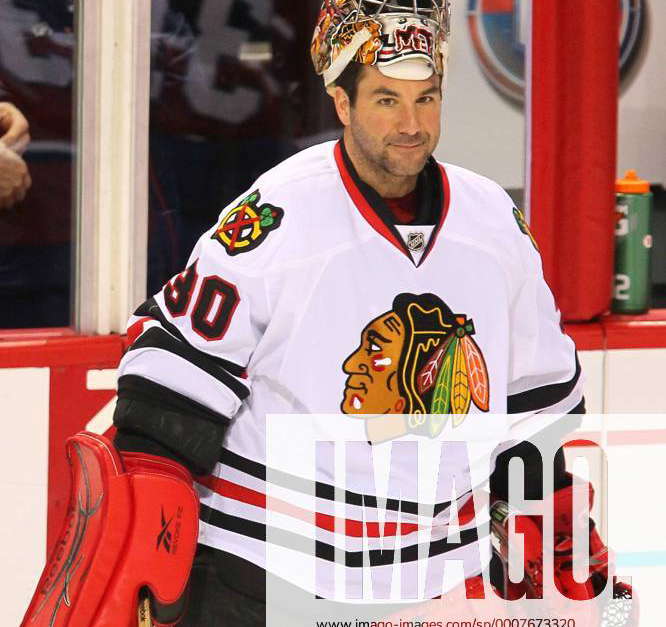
[616,169,650,194]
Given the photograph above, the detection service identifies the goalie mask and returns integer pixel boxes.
[311,0,451,87]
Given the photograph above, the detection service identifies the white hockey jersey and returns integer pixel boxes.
[119,140,583,601]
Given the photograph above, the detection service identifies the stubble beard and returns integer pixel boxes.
[350,121,431,181]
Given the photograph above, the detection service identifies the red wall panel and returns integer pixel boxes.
[0,335,124,552]
[530,1,620,321]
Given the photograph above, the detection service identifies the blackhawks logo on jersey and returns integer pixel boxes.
[212,190,284,256]
[341,293,490,443]
[513,207,539,251]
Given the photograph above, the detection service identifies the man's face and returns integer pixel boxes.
[341,66,442,181]
[341,311,406,415]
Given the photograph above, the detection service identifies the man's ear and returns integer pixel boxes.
[331,86,352,127]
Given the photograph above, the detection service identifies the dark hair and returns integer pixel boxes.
[333,62,365,106]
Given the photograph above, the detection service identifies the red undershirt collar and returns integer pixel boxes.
[384,190,419,225]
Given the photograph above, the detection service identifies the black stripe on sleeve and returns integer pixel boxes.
[134,297,247,379]
[507,355,581,414]
[129,326,250,401]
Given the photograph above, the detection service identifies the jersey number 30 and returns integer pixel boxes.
[163,261,240,341]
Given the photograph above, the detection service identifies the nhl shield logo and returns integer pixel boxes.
[467,0,645,102]
[407,231,426,252]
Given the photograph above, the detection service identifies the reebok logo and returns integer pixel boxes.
[156,506,174,552]
[156,505,183,554]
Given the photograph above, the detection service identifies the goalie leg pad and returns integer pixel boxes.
[22,432,199,627]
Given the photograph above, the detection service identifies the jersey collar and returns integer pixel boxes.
[334,140,450,267]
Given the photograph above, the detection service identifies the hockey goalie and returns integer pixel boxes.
[21,0,636,625]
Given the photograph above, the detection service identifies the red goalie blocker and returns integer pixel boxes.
[21,432,199,627]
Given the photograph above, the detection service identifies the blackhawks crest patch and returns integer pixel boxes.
[212,190,284,256]
[513,207,539,251]
[341,293,490,443]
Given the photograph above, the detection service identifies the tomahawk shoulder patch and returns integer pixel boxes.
[212,190,284,256]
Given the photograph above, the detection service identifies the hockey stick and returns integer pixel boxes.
[138,597,153,627]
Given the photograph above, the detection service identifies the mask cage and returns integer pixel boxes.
[354,0,451,36]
